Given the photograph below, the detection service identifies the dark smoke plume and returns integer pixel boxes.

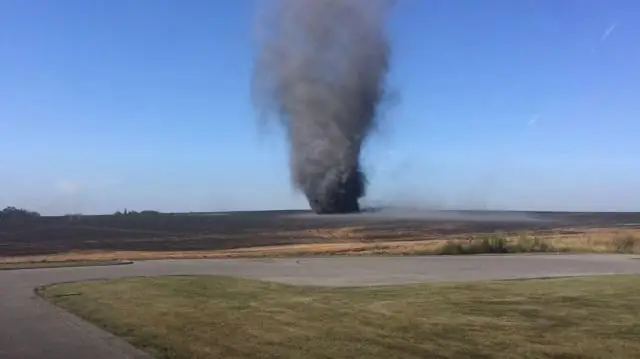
[252,0,394,214]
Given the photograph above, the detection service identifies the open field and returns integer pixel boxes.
[40,274,640,359]
[2,210,640,262]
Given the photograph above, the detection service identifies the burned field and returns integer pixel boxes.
[1,210,640,259]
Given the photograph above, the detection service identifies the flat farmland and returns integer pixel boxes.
[1,210,640,261]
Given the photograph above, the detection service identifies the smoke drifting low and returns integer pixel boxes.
[252,0,394,214]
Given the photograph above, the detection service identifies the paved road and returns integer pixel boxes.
[1,254,639,359]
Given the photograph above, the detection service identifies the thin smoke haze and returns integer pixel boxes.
[251,0,395,214]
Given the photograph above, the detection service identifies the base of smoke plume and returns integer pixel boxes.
[306,167,365,215]
[308,195,360,215]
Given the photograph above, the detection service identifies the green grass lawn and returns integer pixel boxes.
[40,275,640,359]
[0,260,128,270]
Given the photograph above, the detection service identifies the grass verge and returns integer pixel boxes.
[0,260,130,270]
[40,275,640,359]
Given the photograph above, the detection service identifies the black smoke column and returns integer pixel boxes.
[252,0,393,214]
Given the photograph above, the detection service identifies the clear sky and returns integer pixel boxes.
[1,0,639,215]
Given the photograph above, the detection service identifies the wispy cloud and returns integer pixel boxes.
[600,23,618,42]
[528,114,540,126]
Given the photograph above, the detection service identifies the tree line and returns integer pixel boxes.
[0,206,163,221]
[0,206,41,220]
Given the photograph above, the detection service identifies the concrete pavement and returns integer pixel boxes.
[1,254,639,359]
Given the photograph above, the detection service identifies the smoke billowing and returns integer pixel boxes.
[252,0,394,214]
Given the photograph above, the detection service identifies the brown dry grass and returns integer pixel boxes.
[263,225,435,243]
[0,260,128,270]
[3,227,639,264]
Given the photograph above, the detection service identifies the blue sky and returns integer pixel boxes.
[1,0,639,215]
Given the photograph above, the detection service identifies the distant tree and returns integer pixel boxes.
[113,208,160,216]
[0,206,41,221]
